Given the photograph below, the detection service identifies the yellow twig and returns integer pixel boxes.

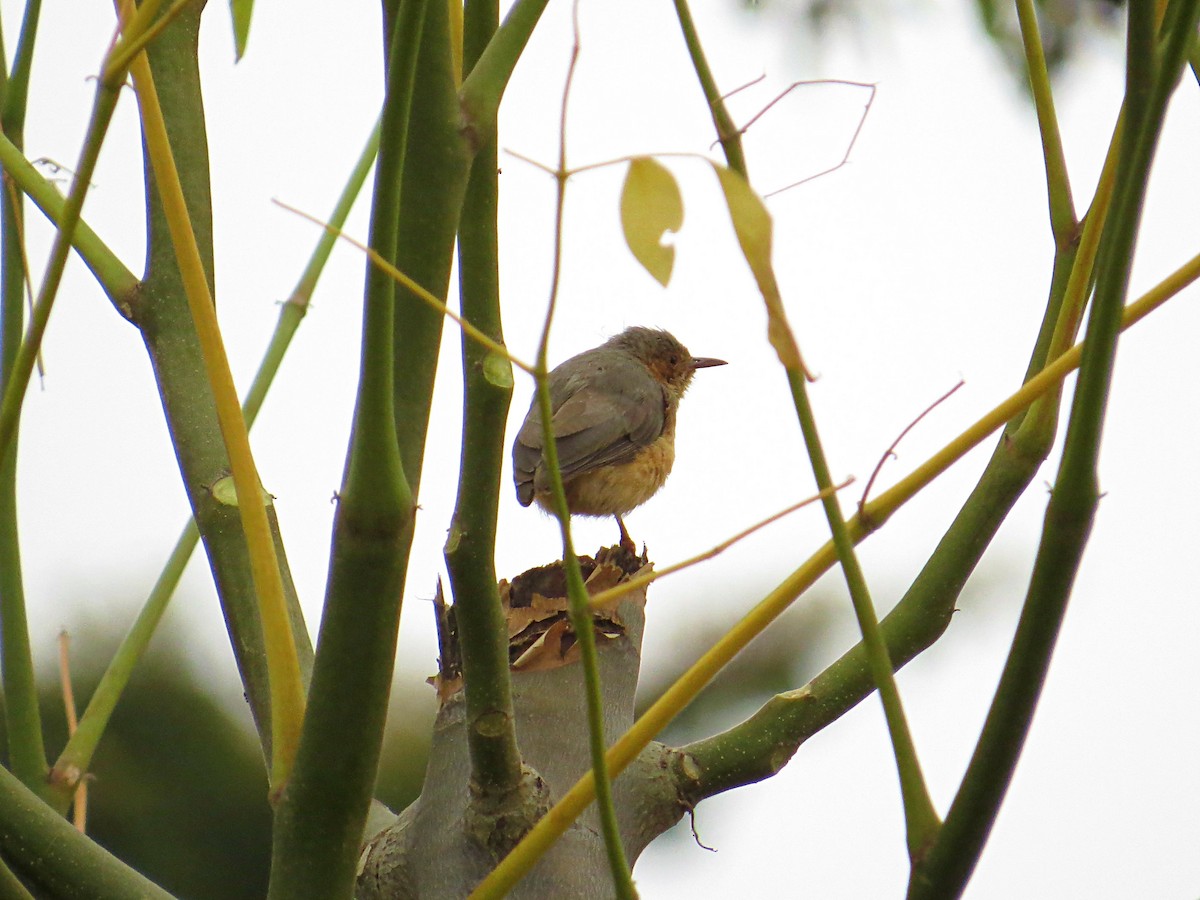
[274,199,535,376]
[589,479,851,610]
[56,632,87,833]
[116,0,304,792]
[103,0,197,81]
[467,249,1200,897]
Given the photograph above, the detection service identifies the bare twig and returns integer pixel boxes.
[717,72,766,103]
[589,479,852,610]
[754,80,877,197]
[859,380,965,513]
[57,631,87,833]
[273,199,535,376]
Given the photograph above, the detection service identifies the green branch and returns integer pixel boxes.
[268,3,427,895]
[125,0,314,772]
[468,243,1200,896]
[445,0,526,806]
[1015,0,1076,243]
[527,372,635,897]
[458,0,550,139]
[0,856,35,900]
[0,133,138,301]
[521,14,633,895]
[785,367,941,858]
[125,0,306,791]
[49,120,380,800]
[0,0,45,805]
[388,3,471,491]
[0,764,175,899]
[910,2,1200,894]
[671,0,747,177]
[2,0,43,131]
[677,10,938,853]
[0,0,138,798]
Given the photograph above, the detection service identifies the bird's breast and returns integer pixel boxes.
[547,434,677,517]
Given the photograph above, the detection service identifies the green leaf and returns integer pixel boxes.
[229,0,254,60]
[711,162,802,371]
[620,156,684,286]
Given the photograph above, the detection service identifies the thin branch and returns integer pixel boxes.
[513,2,636,894]
[56,632,87,833]
[762,81,876,197]
[49,119,378,801]
[719,72,766,102]
[274,199,534,375]
[2,178,44,381]
[1014,0,1077,243]
[589,480,851,611]
[688,62,936,854]
[448,0,527,823]
[118,0,304,791]
[672,0,747,176]
[0,0,140,800]
[858,380,964,513]
[467,246,1200,898]
[785,366,941,857]
[0,133,138,301]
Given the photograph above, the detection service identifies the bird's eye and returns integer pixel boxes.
[668,354,678,365]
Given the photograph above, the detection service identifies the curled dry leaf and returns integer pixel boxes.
[430,546,653,701]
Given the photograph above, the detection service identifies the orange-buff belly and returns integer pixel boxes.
[535,437,676,517]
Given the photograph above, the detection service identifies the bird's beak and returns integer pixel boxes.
[691,357,727,370]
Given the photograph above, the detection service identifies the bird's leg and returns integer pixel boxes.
[616,515,635,553]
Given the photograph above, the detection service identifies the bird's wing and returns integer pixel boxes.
[512,355,666,504]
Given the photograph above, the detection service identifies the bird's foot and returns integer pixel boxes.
[616,516,636,554]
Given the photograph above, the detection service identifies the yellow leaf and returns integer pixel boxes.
[620,157,684,287]
[711,163,804,372]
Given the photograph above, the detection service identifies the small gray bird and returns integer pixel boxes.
[512,326,726,548]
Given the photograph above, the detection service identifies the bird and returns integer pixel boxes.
[512,326,726,550]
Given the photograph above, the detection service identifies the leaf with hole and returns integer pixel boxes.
[620,157,684,287]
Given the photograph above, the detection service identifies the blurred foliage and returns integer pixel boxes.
[374,688,435,815]
[972,0,1124,81]
[0,579,847,895]
[637,584,844,744]
[1,640,272,899]
[0,616,432,899]
[637,554,1024,748]
[741,0,1124,84]
[0,569,1013,894]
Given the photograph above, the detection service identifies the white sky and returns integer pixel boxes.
[6,0,1199,896]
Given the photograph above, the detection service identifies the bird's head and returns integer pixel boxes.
[606,327,726,399]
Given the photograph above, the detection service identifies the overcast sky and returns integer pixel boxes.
[7,0,1199,896]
